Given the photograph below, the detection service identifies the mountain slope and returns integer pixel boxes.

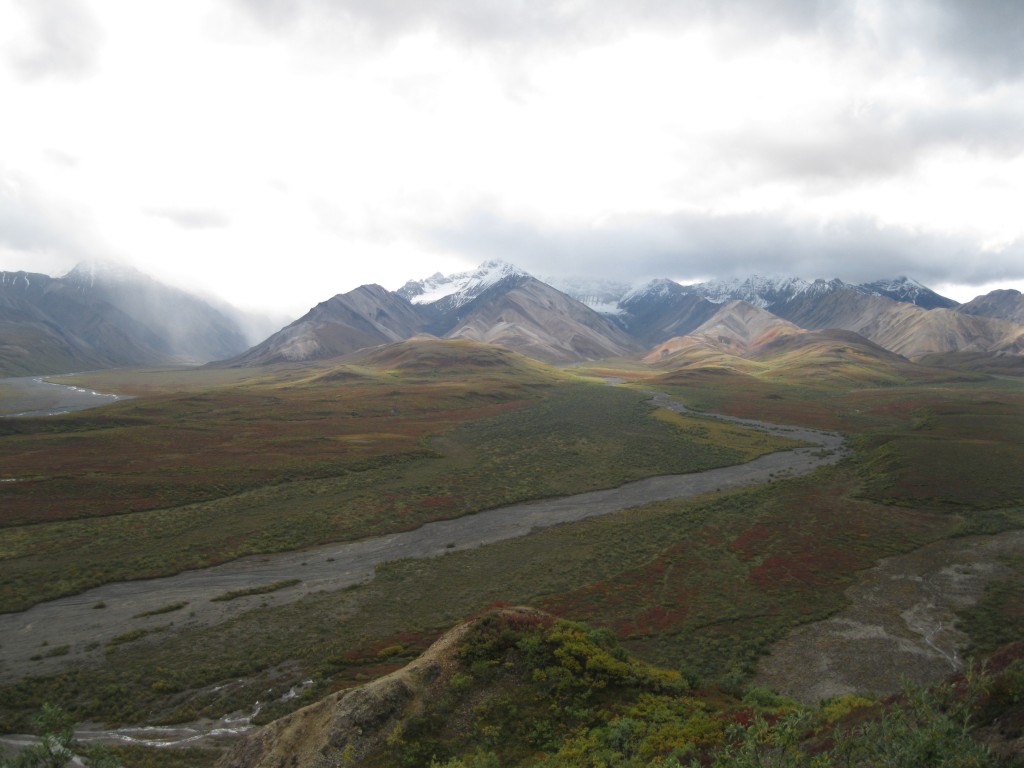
[957,288,1024,325]
[609,274,962,348]
[643,301,913,385]
[685,300,803,353]
[616,279,721,344]
[776,288,1024,357]
[443,275,639,363]
[223,284,428,366]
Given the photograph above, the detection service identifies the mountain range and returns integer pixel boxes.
[222,261,1024,369]
[3,260,1024,376]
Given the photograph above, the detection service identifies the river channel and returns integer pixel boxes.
[0,391,846,749]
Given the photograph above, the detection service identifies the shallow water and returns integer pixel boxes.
[0,375,127,417]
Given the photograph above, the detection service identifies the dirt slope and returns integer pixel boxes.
[216,610,498,767]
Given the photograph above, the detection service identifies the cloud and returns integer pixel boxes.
[44,149,80,168]
[716,99,1024,186]
[226,0,840,52]
[425,207,1024,291]
[226,0,1024,95]
[147,208,231,230]
[0,167,101,272]
[5,0,101,81]
[894,0,1024,85]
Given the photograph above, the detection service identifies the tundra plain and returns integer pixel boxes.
[1,339,1023,765]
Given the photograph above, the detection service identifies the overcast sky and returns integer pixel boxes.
[1,0,1023,317]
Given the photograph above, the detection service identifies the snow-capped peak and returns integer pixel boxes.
[398,260,532,308]
[620,278,683,305]
[859,276,925,297]
[857,276,956,308]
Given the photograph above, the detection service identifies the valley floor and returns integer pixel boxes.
[0,393,842,686]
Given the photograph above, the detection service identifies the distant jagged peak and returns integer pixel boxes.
[398,259,533,308]
[678,274,848,307]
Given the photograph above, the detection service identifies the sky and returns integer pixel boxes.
[1,0,1023,319]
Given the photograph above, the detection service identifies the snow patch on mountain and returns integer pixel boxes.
[0,272,33,288]
[678,275,841,307]
[867,276,926,293]
[858,276,956,308]
[399,260,531,309]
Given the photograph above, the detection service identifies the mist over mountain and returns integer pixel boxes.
[0,263,254,376]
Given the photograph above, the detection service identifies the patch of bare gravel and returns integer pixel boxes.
[755,530,1024,703]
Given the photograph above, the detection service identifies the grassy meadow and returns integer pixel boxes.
[1,339,1023,766]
